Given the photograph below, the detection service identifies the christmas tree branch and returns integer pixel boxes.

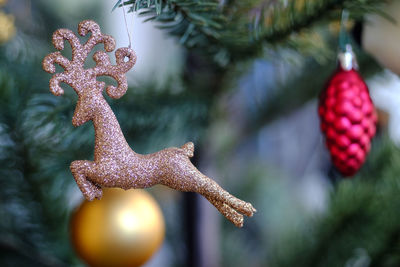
[116,0,387,62]
[269,140,400,267]
[119,0,225,48]
[0,234,68,267]
[260,0,386,44]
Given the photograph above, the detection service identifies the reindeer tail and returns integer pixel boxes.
[181,142,194,158]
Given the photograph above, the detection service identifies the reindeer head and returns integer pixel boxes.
[42,20,137,126]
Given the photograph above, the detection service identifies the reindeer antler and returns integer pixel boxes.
[42,28,81,96]
[42,52,71,96]
[78,20,116,57]
[93,48,136,99]
[52,29,82,60]
[42,20,136,99]
[80,20,136,98]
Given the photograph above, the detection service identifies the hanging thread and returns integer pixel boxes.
[121,0,132,48]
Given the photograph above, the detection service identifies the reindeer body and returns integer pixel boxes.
[43,20,255,227]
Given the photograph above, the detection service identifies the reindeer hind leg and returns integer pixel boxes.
[204,195,244,227]
[198,174,256,217]
[161,155,256,221]
[70,160,103,201]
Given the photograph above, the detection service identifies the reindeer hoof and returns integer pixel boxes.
[233,214,244,228]
[83,191,96,202]
[81,185,103,201]
[248,203,257,217]
[94,187,103,200]
[252,206,257,213]
[241,202,256,217]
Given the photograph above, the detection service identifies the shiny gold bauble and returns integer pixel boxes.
[70,188,165,267]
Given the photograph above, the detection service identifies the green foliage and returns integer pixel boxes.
[0,45,77,266]
[120,0,227,64]
[269,139,400,267]
[259,0,386,43]
[117,0,388,64]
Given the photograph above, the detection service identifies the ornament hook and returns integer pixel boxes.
[337,10,358,70]
[339,9,350,51]
[121,0,132,48]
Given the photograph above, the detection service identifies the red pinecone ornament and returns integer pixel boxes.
[319,67,377,177]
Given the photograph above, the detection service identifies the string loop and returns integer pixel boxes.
[121,0,132,48]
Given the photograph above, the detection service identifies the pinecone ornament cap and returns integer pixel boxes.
[319,55,377,176]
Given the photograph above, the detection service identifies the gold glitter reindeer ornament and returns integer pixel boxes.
[42,20,255,227]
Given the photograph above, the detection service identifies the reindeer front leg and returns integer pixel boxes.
[70,160,103,201]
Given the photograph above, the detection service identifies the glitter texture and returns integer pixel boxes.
[42,20,255,227]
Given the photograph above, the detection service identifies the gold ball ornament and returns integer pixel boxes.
[70,188,165,267]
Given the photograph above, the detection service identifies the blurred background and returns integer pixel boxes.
[2,0,400,266]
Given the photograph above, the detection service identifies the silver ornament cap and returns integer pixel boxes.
[338,44,358,71]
